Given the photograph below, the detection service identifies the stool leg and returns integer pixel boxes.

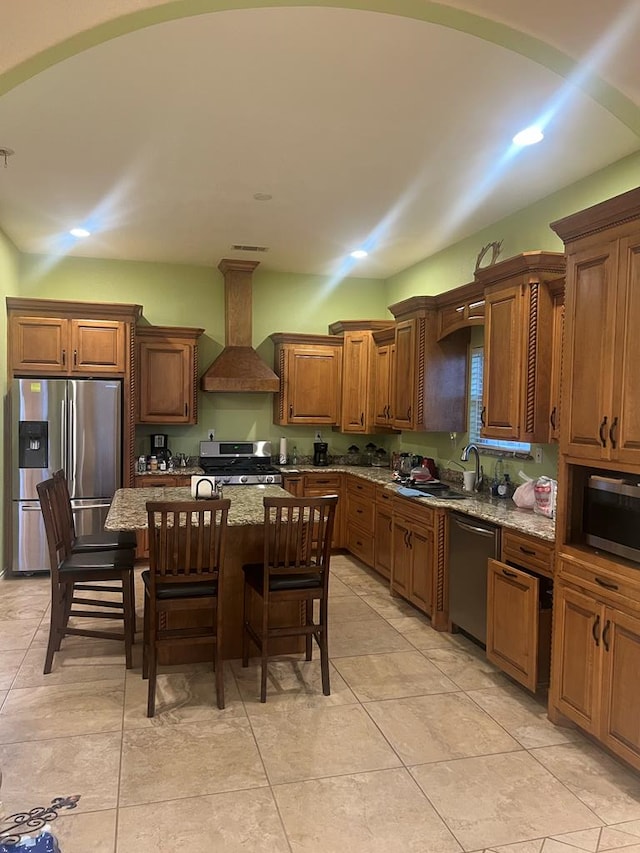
[319,597,330,696]
[305,599,313,661]
[122,571,133,670]
[241,580,250,668]
[260,598,269,703]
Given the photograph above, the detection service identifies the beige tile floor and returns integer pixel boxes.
[1,554,639,852]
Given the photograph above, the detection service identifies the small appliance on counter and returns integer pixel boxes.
[150,433,171,464]
[313,441,329,467]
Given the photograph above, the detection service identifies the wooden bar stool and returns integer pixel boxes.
[241,494,338,702]
[37,476,136,674]
[142,499,230,717]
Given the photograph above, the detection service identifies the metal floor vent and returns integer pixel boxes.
[231,244,269,252]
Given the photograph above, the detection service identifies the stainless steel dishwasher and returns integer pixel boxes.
[448,512,501,645]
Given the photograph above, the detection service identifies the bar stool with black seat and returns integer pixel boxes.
[52,469,137,553]
[241,494,338,703]
[37,476,136,674]
[142,499,230,717]
[52,469,138,645]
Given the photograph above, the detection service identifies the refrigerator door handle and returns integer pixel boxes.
[71,501,111,511]
[61,399,67,473]
[21,503,44,512]
[68,398,75,490]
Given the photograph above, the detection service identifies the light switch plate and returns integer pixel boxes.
[534,446,543,464]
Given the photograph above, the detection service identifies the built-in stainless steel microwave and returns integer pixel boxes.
[584,475,640,564]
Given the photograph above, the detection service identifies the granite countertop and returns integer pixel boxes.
[280,464,555,541]
[105,484,289,530]
[135,466,204,477]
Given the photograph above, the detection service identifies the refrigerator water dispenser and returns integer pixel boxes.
[18,421,48,469]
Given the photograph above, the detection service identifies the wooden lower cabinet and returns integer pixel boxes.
[486,560,551,692]
[374,486,393,580]
[133,475,192,559]
[345,476,376,569]
[301,472,344,549]
[550,571,640,770]
[486,529,553,692]
[391,497,435,615]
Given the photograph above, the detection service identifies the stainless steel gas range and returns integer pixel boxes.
[199,440,282,485]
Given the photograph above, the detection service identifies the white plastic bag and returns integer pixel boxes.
[512,470,536,509]
[533,476,557,518]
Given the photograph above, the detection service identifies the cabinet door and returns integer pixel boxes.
[548,290,564,443]
[303,474,343,548]
[482,284,523,441]
[340,332,370,432]
[9,316,68,373]
[283,474,304,496]
[374,344,393,427]
[551,584,602,734]
[561,244,618,460]
[391,515,411,596]
[611,235,640,464]
[286,345,342,425]
[393,321,416,430]
[137,341,193,423]
[486,560,540,691]
[600,606,640,767]
[70,319,126,374]
[374,501,393,580]
[408,523,434,615]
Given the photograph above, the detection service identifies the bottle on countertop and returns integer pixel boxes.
[138,455,147,474]
[149,455,158,471]
[292,445,298,465]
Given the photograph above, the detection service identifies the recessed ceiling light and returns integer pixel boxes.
[69,227,90,238]
[512,126,544,147]
[253,193,272,201]
[350,249,368,259]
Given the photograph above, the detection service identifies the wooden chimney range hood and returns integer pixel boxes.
[200,258,280,393]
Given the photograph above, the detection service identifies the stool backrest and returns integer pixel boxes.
[37,476,70,580]
[51,469,75,549]
[262,495,338,584]
[146,499,231,589]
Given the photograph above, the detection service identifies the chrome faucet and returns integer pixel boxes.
[460,443,483,491]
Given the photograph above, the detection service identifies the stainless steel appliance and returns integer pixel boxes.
[584,474,640,564]
[199,440,282,485]
[9,378,123,574]
[448,511,501,644]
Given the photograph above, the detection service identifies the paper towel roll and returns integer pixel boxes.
[279,437,287,465]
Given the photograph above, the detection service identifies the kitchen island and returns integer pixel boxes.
[106,484,302,661]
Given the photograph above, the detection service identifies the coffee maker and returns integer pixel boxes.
[150,433,171,464]
[313,441,329,467]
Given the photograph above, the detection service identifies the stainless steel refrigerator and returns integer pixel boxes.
[9,378,123,574]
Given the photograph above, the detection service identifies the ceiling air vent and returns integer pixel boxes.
[231,244,269,252]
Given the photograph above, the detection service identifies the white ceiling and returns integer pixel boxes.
[0,1,639,279]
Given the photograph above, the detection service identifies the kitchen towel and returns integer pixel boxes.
[397,487,434,498]
[279,437,287,465]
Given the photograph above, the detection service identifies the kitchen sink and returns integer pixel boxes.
[412,485,470,500]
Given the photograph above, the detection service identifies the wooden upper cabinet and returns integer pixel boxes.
[435,279,485,340]
[10,315,126,375]
[136,325,204,424]
[372,326,396,428]
[475,252,565,444]
[551,188,640,464]
[548,283,565,443]
[7,298,141,379]
[271,333,342,426]
[328,321,395,434]
[387,298,468,433]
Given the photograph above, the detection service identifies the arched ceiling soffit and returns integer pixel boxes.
[2,0,639,135]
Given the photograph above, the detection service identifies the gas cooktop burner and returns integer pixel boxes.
[198,439,282,485]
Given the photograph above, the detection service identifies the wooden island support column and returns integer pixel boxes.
[106,484,304,661]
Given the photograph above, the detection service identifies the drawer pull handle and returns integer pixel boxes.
[602,619,611,652]
[595,576,619,591]
[599,416,608,447]
[502,569,518,579]
[356,508,363,514]
[592,614,601,646]
[519,547,536,556]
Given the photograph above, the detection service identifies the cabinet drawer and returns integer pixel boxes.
[502,530,554,578]
[134,475,180,488]
[303,474,341,494]
[346,522,375,567]
[375,485,393,505]
[558,555,640,611]
[346,476,376,503]
[347,492,375,533]
[393,494,435,529]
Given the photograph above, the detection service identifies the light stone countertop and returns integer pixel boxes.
[105,484,290,530]
[280,464,555,542]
